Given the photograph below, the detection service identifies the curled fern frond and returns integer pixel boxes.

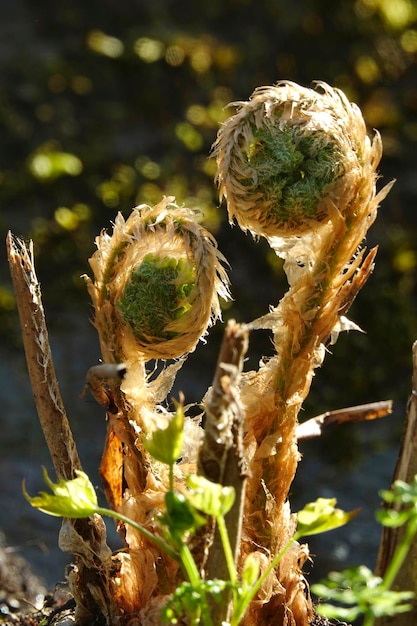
[213,81,382,240]
[85,196,230,361]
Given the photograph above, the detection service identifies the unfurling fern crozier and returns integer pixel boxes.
[85,196,230,362]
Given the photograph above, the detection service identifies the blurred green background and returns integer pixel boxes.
[1,0,417,586]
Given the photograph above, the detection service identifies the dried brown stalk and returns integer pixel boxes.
[374,341,417,626]
[6,232,81,481]
[6,232,115,624]
[198,319,249,623]
[296,400,393,440]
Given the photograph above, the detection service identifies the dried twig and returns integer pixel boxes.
[374,342,417,626]
[296,400,393,440]
[198,319,249,623]
[7,232,115,624]
[6,232,81,480]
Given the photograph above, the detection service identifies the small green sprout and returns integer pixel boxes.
[162,475,239,625]
[23,468,98,518]
[297,497,360,538]
[231,497,358,626]
[144,397,185,490]
[24,439,359,626]
[162,491,206,541]
[24,468,178,562]
[312,476,417,626]
[144,396,186,498]
[163,579,231,625]
[186,474,235,519]
[186,474,237,586]
[240,552,261,597]
[312,565,413,623]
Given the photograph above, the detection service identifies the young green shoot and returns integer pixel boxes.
[24,422,358,625]
[23,467,178,562]
[143,395,185,492]
[230,497,358,626]
[312,476,417,626]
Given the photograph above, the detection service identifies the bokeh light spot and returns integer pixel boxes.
[355,55,381,84]
[175,122,204,151]
[165,45,185,66]
[401,29,417,52]
[134,38,165,63]
[55,207,80,231]
[87,30,124,58]
[29,151,83,180]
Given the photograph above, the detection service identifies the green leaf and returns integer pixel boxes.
[314,603,362,622]
[376,476,417,528]
[296,497,359,537]
[241,552,261,592]
[161,491,206,539]
[144,399,184,466]
[369,590,414,618]
[23,468,98,518]
[380,476,417,507]
[163,579,229,623]
[312,565,414,622]
[186,475,235,518]
[376,508,411,528]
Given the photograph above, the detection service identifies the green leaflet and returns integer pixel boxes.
[23,468,99,518]
[296,497,359,537]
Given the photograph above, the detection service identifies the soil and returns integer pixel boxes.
[0,536,73,626]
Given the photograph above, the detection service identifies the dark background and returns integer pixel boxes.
[1,0,417,590]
